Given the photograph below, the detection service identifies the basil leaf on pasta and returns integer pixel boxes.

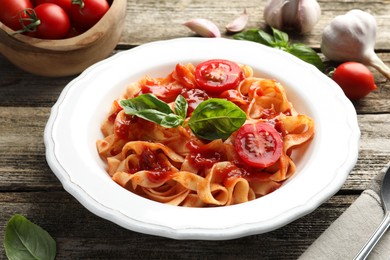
[120,94,186,128]
[120,93,173,115]
[188,98,246,140]
[136,109,184,128]
[174,95,188,119]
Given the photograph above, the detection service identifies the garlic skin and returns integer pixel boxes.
[226,9,249,33]
[264,0,321,34]
[321,9,390,80]
[183,18,221,38]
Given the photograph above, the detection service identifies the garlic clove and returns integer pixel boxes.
[183,18,221,38]
[297,0,321,33]
[263,0,321,34]
[263,0,287,30]
[226,8,249,33]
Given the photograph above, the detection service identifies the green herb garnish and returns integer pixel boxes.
[3,214,57,260]
[120,94,246,140]
[187,98,246,140]
[233,27,325,72]
[120,94,186,128]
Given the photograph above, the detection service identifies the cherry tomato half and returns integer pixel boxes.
[194,59,243,93]
[332,62,377,100]
[234,122,283,168]
[0,0,34,31]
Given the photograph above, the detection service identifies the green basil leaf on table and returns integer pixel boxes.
[188,98,246,140]
[3,214,56,260]
[233,28,324,71]
[289,43,325,72]
[271,27,289,47]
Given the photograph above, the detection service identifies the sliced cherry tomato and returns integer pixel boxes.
[234,122,283,168]
[332,62,377,100]
[26,3,70,39]
[0,0,34,30]
[194,59,243,93]
[70,0,109,32]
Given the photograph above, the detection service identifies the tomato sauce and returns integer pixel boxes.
[186,141,224,175]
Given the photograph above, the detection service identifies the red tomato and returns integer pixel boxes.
[332,62,377,100]
[27,3,70,39]
[0,0,34,30]
[181,88,209,115]
[32,0,72,14]
[70,0,109,32]
[194,59,243,93]
[234,122,283,168]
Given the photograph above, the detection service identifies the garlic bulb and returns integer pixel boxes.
[183,18,221,38]
[263,0,321,34]
[321,9,390,80]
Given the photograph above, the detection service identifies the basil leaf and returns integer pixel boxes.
[233,28,325,72]
[256,30,276,47]
[120,93,173,115]
[174,95,188,119]
[4,214,56,260]
[120,94,186,128]
[188,98,246,140]
[271,27,289,45]
[233,29,265,43]
[136,109,184,128]
[289,43,325,72]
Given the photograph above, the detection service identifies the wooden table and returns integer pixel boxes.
[1,1,389,259]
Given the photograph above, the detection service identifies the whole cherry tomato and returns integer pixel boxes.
[332,62,377,100]
[234,122,283,168]
[194,59,243,93]
[27,3,71,39]
[70,0,109,32]
[32,0,72,14]
[0,0,34,30]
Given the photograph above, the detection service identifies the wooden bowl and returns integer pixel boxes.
[0,0,127,77]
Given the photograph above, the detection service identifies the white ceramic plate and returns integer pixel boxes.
[44,38,360,240]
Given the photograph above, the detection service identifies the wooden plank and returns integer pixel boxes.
[0,191,357,259]
[122,0,390,48]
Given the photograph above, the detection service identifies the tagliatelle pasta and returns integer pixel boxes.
[96,59,315,207]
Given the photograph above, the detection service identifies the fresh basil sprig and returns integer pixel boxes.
[188,98,246,140]
[120,94,186,128]
[3,214,57,260]
[233,27,325,72]
[120,94,246,140]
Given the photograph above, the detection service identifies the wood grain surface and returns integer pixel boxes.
[0,0,389,259]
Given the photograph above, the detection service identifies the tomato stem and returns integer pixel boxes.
[13,8,41,35]
[72,0,85,11]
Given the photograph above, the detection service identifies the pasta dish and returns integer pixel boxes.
[96,59,315,207]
